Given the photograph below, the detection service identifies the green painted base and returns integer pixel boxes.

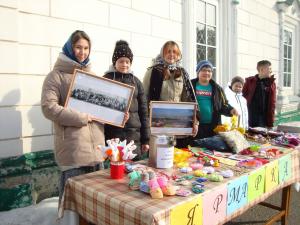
[0,150,60,211]
[275,109,300,126]
[0,184,32,211]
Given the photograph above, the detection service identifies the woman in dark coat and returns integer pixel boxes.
[143,40,199,147]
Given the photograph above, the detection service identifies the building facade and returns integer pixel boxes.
[0,0,299,210]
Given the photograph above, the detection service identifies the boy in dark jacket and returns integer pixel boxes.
[104,40,150,160]
[242,60,276,128]
[191,60,238,139]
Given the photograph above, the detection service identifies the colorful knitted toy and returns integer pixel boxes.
[128,171,142,190]
[157,176,176,196]
[139,171,150,193]
[148,173,163,199]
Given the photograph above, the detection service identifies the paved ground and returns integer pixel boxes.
[225,187,300,225]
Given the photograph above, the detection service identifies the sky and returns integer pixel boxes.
[152,108,193,118]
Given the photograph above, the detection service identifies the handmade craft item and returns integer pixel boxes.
[180,167,193,173]
[98,139,137,162]
[98,139,138,179]
[173,148,193,165]
[139,172,150,193]
[202,166,215,174]
[128,171,142,190]
[157,176,176,196]
[190,162,203,170]
[148,173,164,199]
[196,177,208,183]
[207,173,224,182]
[220,170,234,178]
[192,185,205,194]
[237,159,263,169]
[194,170,207,177]
[176,188,192,197]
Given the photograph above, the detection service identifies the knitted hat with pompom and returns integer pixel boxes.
[112,40,133,65]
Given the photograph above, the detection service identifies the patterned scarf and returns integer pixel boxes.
[149,45,196,102]
[62,35,90,66]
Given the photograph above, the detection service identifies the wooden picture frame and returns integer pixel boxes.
[149,101,197,135]
[65,69,135,127]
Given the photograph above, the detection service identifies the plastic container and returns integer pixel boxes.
[110,161,125,179]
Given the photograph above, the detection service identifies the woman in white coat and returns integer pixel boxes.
[222,76,248,129]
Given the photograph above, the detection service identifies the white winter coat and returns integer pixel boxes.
[222,85,249,129]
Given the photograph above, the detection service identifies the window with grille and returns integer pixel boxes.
[283,29,293,87]
[196,0,217,78]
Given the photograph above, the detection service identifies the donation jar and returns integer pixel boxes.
[149,135,175,169]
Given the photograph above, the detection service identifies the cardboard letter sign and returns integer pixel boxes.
[170,195,202,225]
[279,154,292,183]
[227,175,248,215]
[265,160,279,192]
[202,185,227,225]
[248,167,265,202]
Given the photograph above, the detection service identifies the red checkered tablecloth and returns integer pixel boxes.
[58,149,300,225]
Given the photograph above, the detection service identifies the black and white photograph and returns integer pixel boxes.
[65,69,135,127]
[149,101,197,135]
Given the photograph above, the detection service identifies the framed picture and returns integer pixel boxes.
[65,69,135,127]
[149,101,197,135]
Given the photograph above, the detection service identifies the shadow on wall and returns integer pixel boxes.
[27,102,53,150]
[0,89,22,157]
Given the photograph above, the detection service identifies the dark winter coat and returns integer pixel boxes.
[191,78,233,128]
[242,74,276,127]
[144,64,196,103]
[103,69,150,156]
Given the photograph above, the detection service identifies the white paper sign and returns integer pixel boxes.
[156,146,174,168]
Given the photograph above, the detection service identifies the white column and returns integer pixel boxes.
[277,9,290,106]
[182,0,197,78]
[278,10,284,93]
[222,0,239,86]
[296,17,300,96]
[230,2,238,81]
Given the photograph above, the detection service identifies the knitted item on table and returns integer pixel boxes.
[148,178,163,199]
[139,172,150,193]
[157,176,176,196]
[220,170,234,178]
[207,173,224,182]
[128,171,141,190]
